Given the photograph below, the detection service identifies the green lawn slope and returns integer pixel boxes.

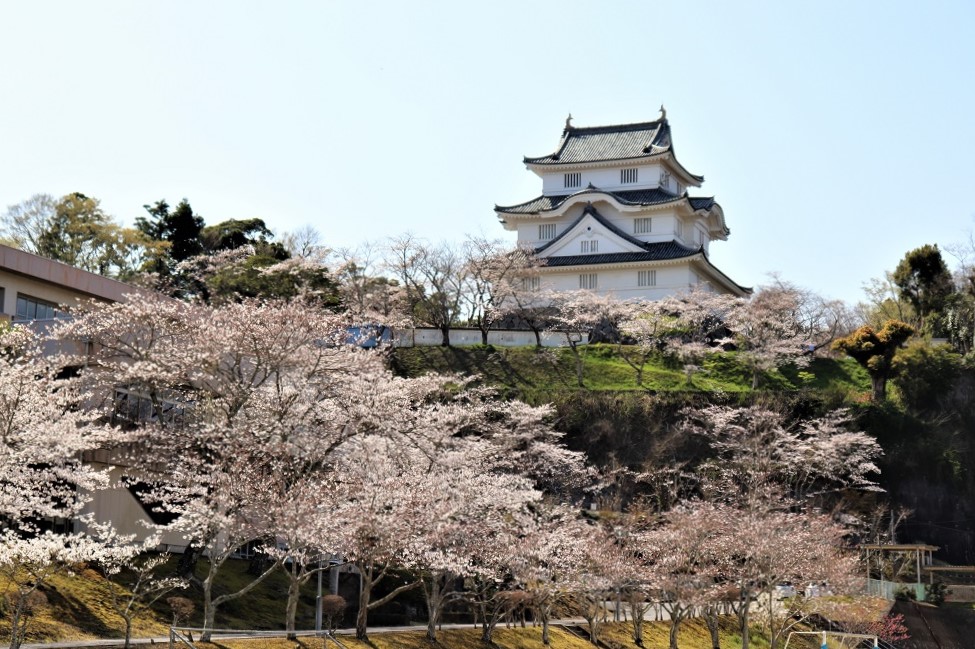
[390,345,871,401]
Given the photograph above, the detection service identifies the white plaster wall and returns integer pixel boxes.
[541,265,697,299]
[515,202,695,250]
[392,328,587,347]
[540,163,664,195]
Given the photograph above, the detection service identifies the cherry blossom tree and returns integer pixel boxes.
[550,290,635,387]
[723,284,811,389]
[94,530,187,649]
[54,297,365,641]
[462,237,536,345]
[0,326,115,649]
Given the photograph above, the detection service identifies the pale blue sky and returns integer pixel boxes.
[1,1,973,303]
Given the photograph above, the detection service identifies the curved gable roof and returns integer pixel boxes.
[523,117,704,182]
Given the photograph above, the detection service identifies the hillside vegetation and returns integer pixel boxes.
[390,344,872,398]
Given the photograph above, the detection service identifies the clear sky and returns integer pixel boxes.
[1,1,973,304]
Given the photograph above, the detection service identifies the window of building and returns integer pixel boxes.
[564,172,581,188]
[113,388,187,426]
[676,182,684,195]
[539,223,556,240]
[634,218,652,234]
[15,294,59,321]
[579,273,598,290]
[659,170,671,190]
[675,220,683,237]
[638,270,657,287]
[580,240,598,253]
[521,277,540,291]
[621,168,638,184]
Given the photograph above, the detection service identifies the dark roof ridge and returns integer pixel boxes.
[563,119,663,135]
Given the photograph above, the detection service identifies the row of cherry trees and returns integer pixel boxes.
[0,295,888,649]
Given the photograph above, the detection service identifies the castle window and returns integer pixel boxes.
[621,168,638,184]
[634,218,652,234]
[521,277,540,291]
[539,223,556,240]
[638,270,657,287]
[675,220,683,237]
[659,171,671,190]
[564,172,581,188]
[676,182,684,195]
[580,240,598,253]
[579,273,598,290]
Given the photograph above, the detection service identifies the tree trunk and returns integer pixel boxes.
[531,326,542,348]
[424,572,445,642]
[871,374,887,401]
[355,564,373,641]
[480,327,489,345]
[285,570,301,640]
[629,598,645,646]
[9,596,26,649]
[440,325,450,347]
[704,606,720,649]
[569,343,584,387]
[669,614,682,649]
[201,584,216,643]
[738,594,749,649]
[124,615,133,649]
[541,610,551,645]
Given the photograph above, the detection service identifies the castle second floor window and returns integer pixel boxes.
[579,273,598,290]
[580,240,598,253]
[634,218,652,234]
[15,294,59,321]
[564,172,581,188]
[675,220,684,237]
[638,270,657,287]
[521,277,540,291]
[539,223,556,240]
[621,168,638,184]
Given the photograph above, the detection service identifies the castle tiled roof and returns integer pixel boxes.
[496,187,715,215]
[525,120,670,165]
[523,116,704,182]
[539,248,697,267]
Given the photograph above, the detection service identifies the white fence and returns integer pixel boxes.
[392,328,587,348]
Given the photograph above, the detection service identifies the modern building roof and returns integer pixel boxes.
[523,111,704,182]
[496,186,716,215]
[0,244,155,303]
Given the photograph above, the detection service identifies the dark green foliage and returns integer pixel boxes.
[893,244,955,335]
[136,199,205,265]
[891,340,962,412]
[200,218,287,259]
[206,254,341,308]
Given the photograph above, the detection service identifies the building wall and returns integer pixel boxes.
[515,202,698,250]
[78,462,187,551]
[540,163,665,195]
[393,328,588,347]
[540,264,694,299]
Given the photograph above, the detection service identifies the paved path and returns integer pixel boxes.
[21,619,592,649]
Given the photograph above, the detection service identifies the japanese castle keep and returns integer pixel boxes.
[495,109,749,299]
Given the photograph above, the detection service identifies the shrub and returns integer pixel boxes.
[890,340,961,411]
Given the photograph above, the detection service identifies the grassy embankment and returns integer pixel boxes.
[390,344,871,400]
